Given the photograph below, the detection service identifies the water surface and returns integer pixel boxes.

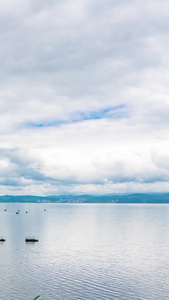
[0,203,169,299]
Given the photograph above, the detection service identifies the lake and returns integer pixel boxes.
[0,203,169,299]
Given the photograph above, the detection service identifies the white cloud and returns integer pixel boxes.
[0,0,169,195]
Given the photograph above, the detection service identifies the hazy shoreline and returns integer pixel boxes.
[1,193,169,203]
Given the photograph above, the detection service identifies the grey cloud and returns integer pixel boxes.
[0,0,169,194]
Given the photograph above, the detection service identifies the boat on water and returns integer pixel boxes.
[0,236,6,242]
[25,236,39,242]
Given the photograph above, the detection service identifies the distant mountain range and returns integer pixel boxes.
[1,193,169,203]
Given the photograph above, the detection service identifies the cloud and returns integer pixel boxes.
[0,0,169,195]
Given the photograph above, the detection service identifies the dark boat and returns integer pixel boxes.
[16,212,19,214]
[0,237,6,242]
[25,237,39,242]
[4,209,6,211]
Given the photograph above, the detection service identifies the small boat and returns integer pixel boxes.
[25,238,39,242]
[16,212,19,214]
[4,209,6,211]
[25,237,39,242]
[26,211,28,213]
[0,236,6,242]
[44,209,46,211]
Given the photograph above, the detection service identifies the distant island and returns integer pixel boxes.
[1,193,169,203]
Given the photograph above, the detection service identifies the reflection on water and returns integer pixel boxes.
[0,203,169,299]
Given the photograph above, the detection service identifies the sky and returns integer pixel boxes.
[0,0,169,195]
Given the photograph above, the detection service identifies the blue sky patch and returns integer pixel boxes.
[23,104,128,129]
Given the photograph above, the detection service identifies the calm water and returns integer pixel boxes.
[0,203,169,299]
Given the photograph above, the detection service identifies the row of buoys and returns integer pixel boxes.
[3,209,46,214]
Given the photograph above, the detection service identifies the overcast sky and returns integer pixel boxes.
[0,0,169,195]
